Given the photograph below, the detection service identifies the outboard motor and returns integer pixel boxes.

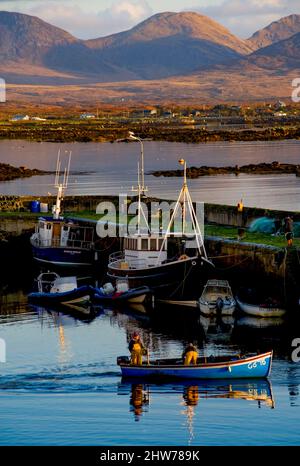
[117,356,130,365]
[216,297,224,314]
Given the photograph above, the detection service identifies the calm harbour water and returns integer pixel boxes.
[0,139,300,209]
[0,292,300,446]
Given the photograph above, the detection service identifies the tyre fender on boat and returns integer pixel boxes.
[178,254,189,261]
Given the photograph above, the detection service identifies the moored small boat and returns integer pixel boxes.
[92,280,152,305]
[117,351,273,379]
[199,279,236,316]
[28,272,92,306]
[236,296,286,317]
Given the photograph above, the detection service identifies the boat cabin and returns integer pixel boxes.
[36,272,78,294]
[201,280,234,301]
[33,217,94,250]
[123,234,167,269]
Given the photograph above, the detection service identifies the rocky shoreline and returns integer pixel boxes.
[151,162,300,178]
[0,163,50,182]
[0,122,300,144]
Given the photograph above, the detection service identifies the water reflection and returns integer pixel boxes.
[32,304,100,324]
[130,384,150,421]
[236,316,286,328]
[119,379,275,439]
[0,289,29,315]
[181,385,199,445]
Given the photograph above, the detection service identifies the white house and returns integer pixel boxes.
[274,111,287,117]
[80,113,96,120]
[32,116,47,121]
[10,114,30,121]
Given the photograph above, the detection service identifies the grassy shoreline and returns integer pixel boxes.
[0,209,298,249]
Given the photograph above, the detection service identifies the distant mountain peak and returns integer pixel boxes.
[88,10,252,55]
[0,9,77,63]
[247,14,300,50]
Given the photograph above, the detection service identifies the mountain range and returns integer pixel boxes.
[1,10,300,103]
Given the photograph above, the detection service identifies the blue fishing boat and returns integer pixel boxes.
[30,151,95,267]
[117,351,273,379]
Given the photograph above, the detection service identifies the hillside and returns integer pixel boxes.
[0,10,300,103]
[0,10,253,81]
[246,32,300,70]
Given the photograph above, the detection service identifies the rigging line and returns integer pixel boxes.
[94,237,117,252]
[186,188,207,258]
[169,260,195,298]
[212,255,251,271]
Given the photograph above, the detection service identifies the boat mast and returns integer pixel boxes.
[53,150,72,220]
[129,132,150,234]
[157,158,208,263]
[129,131,147,196]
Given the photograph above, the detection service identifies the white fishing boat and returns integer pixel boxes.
[199,280,236,316]
[236,297,286,318]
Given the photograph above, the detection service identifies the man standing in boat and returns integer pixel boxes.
[182,343,198,365]
[129,332,146,365]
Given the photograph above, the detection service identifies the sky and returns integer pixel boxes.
[0,0,299,39]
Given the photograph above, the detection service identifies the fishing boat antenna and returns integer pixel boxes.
[53,150,72,220]
[129,132,150,234]
[128,131,148,197]
[156,158,207,264]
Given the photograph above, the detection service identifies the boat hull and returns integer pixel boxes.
[31,245,94,267]
[108,256,213,299]
[92,286,151,305]
[28,285,92,306]
[236,297,286,317]
[119,352,272,380]
[199,303,236,316]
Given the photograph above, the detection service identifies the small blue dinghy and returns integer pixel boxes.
[28,272,92,306]
[117,351,273,380]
